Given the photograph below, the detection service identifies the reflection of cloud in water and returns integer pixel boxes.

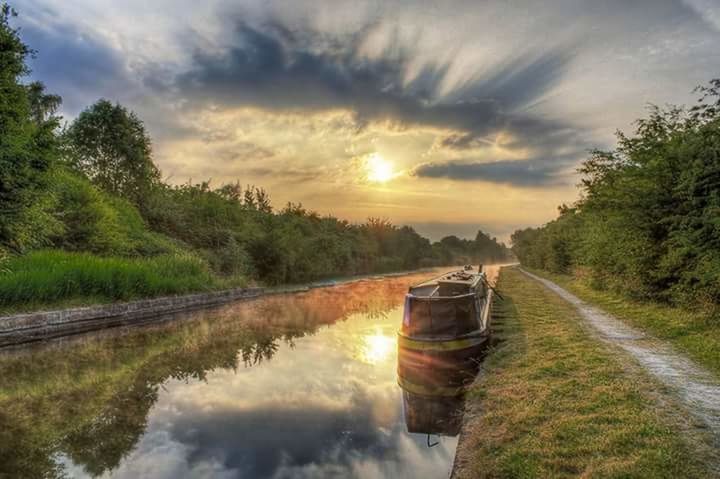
[57,429,240,479]
[70,415,455,479]
[59,292,457,478]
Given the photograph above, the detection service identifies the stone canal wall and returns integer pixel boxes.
[0,287,264,348]
[0,268,434,348]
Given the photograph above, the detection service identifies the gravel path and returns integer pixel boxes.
[521,269,720,445]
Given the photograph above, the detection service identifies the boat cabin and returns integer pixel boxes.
[401,267,490,340]
[409,268,485,298]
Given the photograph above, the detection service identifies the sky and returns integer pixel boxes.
[16,0,720,242]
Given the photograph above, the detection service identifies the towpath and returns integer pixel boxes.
[521,269,720,447]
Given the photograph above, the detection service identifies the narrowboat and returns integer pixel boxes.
[397,265,492,381]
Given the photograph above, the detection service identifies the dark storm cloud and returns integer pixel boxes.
[164,21,590,186]
[173,22,574,142]
[412,155,577,186]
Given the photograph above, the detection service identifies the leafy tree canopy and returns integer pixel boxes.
[63,99,160,203]
[512,79,720,307]
[0,4,60,252]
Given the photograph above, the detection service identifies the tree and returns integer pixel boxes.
[27,81,61,125]
[0,5,60,251]
[255,187,271,213]
[63,99,160,202]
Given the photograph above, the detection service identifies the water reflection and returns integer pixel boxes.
[397,344,481,441]
[0,271,458,479]
[362,330,395,364]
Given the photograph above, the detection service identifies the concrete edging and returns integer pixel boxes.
[0,287,264,348]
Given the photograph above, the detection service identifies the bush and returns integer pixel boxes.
[48,168,177,257]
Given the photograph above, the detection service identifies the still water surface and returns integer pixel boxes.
[0,271,466,479]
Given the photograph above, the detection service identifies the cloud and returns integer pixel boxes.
[172,22,574,144]
[437,134,489,150]
[246,166,325,182]
[681,0,720,32]
[412,156,576,186]
[161,20,591,187]
[21,16,133,116]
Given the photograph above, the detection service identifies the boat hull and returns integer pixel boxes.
[397,332,486,385]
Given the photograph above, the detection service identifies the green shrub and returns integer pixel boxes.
[48,169,177,257]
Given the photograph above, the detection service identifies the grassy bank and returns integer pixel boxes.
[0,250,247,314]
[454,267,711,478]
[526,267,720,378]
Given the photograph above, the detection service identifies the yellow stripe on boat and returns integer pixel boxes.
[397,375,466,396]
[397,333,486,352]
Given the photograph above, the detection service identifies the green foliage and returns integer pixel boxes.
[62,99,160,203]
[0,5,59,252]
[26,80,61,125]
[141,181,262,278]
[512,79,720,307]
[511,205,582,274]
[47,168,176,256]
[142,180,508,285]
[0,250,221,308]
[432,231,512,266]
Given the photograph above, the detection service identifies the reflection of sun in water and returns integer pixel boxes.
[362,331,395,364]
[366,153,394,183]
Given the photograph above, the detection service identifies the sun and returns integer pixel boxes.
[366,153,394,183]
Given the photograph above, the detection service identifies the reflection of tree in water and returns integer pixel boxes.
[0,273,426,478]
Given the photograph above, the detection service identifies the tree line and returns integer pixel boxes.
[512,79,720,308]
[0,5,512,298]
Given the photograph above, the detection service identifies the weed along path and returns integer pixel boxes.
[521,269,720,444]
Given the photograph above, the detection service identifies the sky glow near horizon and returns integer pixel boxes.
[16,0,720,241]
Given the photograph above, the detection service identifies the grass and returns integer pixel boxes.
[0,250,247,314]
[454,267,711,478]
[526,267,720,378]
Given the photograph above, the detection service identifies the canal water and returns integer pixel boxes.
[0,270,476,479]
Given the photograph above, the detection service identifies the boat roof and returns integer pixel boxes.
[412,268,483,289]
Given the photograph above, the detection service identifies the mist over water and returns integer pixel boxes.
[0,270,467,479]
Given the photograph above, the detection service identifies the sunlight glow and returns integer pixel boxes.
[366,153,395,183]
[362,332,394,364]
